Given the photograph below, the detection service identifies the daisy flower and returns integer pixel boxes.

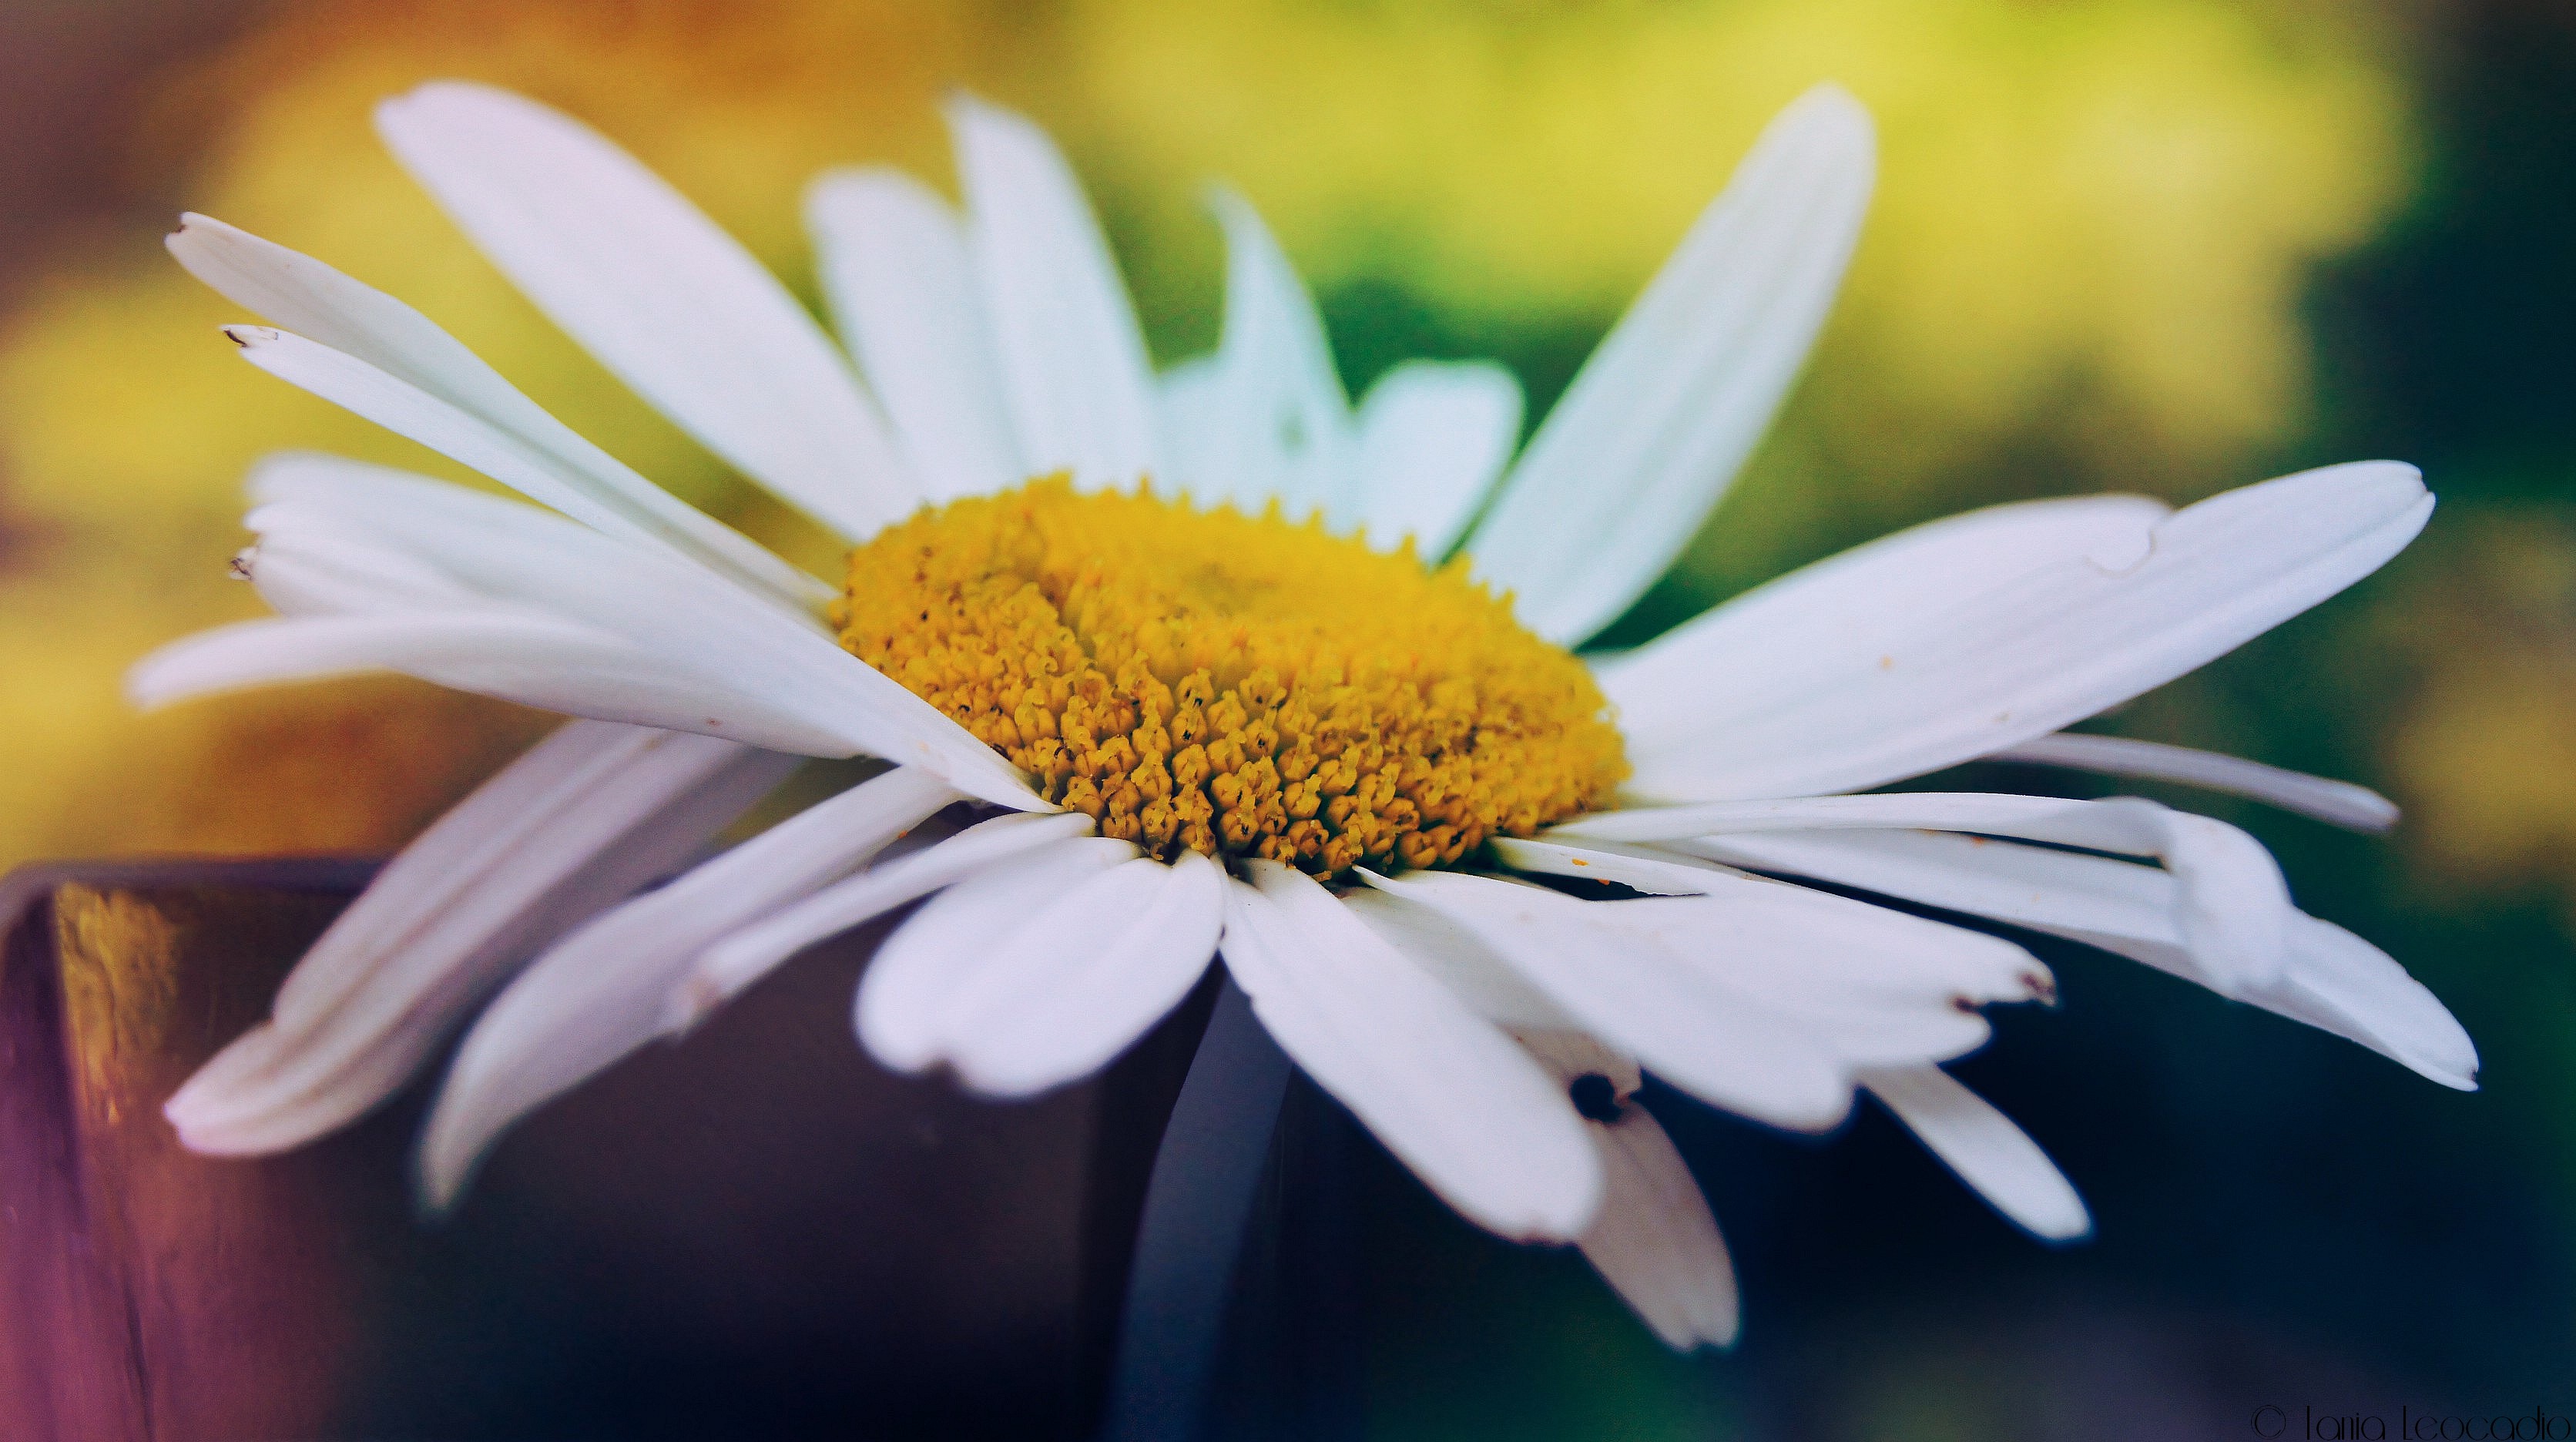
[136,80,2473,1351]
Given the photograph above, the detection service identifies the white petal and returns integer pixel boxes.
[1678,826,2172,944]
[1389,864,2048,1065]
[948,94,1159,492]
[1154,356,1230,507]
[1350,360,1522,557]
[129,611,860,757]
[1557,792,2293,991]
[1490,835,1756,896]
[2267,917,2480,1091]
[1464,85,1875,645]
[806,169,1025,503]
[236,464,1042,807]
[1223,863,1601,1241]
[1860,1065,2091,1241]
[230,458,487,615]
[165,723,793,1154]
[1578,1104,1742,1351]
[1561,881,2044,1067]
[1682,827,2477,1088]
[1989,732,2399,833]
[294,725,755,1035]
[675,810,1097,1027]
[169,215,826,607]
[926,850,1227,1098]
[1356,870,1857,1131]
[1509,1030,1737,1348]
[1510,1028,1645,1100]
[852,836,1138,1074]
[1338,887,1585,1031]
[247,540,471,618]
[174,484,877,757]
[376,82,911,538]
[1495,835,2048,1005]
[1599,493,2170,757]
[1196,186,1351,524]
[215,323,840,612]
[1616,461,2433,801]
[416,766,960,1206]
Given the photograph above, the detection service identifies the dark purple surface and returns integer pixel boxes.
[0,859,1226,1440]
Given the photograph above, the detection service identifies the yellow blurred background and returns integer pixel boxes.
[0,0,2450,870]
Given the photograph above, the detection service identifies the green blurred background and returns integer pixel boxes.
[1,0,2568,1434]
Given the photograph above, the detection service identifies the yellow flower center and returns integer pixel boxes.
[836,478,1628,878]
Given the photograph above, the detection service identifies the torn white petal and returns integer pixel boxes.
[170,215,827,607]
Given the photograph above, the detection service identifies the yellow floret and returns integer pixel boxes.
[837,477,1628,878]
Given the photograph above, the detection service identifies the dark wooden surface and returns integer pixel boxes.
[0,860,1216,1441]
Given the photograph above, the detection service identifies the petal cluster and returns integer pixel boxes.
[130,75,2474,1363]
